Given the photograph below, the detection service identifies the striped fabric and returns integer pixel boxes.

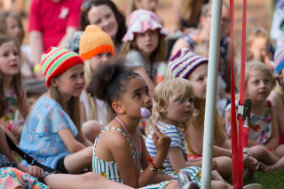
[146,121,187,172]
[274,45,284,74]
[79,25,114,60]
[92,127,140,183]
[168,48,208,79]
[40,47,84,88]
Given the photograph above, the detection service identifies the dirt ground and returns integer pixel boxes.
[0,0,274,53]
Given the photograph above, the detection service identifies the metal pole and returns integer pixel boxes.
[201,0,223,188]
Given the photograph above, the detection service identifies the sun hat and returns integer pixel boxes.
[122,9,167,42]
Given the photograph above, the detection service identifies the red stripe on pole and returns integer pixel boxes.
[229,0,240,188]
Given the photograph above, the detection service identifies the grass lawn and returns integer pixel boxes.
[244,169,284,189]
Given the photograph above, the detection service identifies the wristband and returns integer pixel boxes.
[146,156,165,174]
[8,123,14,131]
[33,64,41,73]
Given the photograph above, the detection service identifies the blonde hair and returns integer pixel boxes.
[49,86,82,134]
[236,60,275,91]
[246,27,269,61]
[119,32,167,63]
[151,78,193,131]
[84,60,113,122]
[165,58,225,144]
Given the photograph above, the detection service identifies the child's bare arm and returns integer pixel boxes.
[265,107,279,150]
[18,87,30,120]
[58,129,86,153]
[168,146,202,170]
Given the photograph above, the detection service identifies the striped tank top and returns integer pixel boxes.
[92,127,141,183]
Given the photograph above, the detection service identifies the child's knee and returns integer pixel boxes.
[249,145,267,157]
[211,180,230,189]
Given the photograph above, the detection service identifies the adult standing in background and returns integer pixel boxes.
[29,0,82,78]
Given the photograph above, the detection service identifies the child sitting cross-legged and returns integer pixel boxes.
[145,78,232,189]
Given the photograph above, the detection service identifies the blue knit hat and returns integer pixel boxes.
[168,48,208,78]
[274,45,284,75]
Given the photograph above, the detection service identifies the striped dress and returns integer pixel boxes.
[92,127,173,189]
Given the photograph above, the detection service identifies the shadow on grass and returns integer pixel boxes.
[244,169,284,189]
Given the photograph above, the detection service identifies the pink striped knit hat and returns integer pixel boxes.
[122,9,167,42]
[168,48,208,78]
[41,47,84,88]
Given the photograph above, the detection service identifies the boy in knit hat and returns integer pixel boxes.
[79,25,115,142]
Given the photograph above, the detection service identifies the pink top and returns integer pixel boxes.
[28,0,82,50]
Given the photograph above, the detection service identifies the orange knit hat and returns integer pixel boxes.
[79,25,114,60]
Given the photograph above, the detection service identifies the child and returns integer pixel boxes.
[119,9,168,96]
[0,36,30,141]
[19,47,93,174]
[145,78,231,189]
[246,27,274,69]
[79,25,115,142]
[166,48,235,180]
[225,61,281,166]
[80,0,127,58]
[0,126,134,189]
[268,44,284,157]
[0,11,33,78]
[86,63,196,188]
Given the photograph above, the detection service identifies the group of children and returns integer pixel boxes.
[1,0,284,189]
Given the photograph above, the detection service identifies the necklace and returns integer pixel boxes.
[115,116,141,170]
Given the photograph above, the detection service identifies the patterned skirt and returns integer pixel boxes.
[0,167,49,189]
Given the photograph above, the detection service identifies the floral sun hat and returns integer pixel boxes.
[122,9,168,42]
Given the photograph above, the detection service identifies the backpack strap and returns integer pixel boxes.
[5,134,59,174]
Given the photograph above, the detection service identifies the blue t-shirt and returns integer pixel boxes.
[19,96,78,169]
[145,121,187,173]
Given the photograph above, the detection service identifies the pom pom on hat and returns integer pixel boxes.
[41,47,84,88]
[79,25,114,60]
[122,9,167,42]
[274,45,284,75]
[168,48,208,78]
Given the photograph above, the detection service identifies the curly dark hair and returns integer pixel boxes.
[80,0,127,45]
[86,63,139,111]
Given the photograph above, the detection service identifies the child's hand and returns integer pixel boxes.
[152,124,171,155]
[26,166,44,178]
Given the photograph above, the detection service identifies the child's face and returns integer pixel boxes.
[89,52,113,72]
[118,76,151,119]
[0,41,20,76]
[6,17,23,45]
[52,64,85,101]
[163,92,194,125]
[245,70,272,102]
[135,29,159,58]
[187,64,208,99]
[137,0,158,12]
[248,37,267,61]
[87,5,118,40]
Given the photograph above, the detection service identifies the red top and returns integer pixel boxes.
[28,0,82,50]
